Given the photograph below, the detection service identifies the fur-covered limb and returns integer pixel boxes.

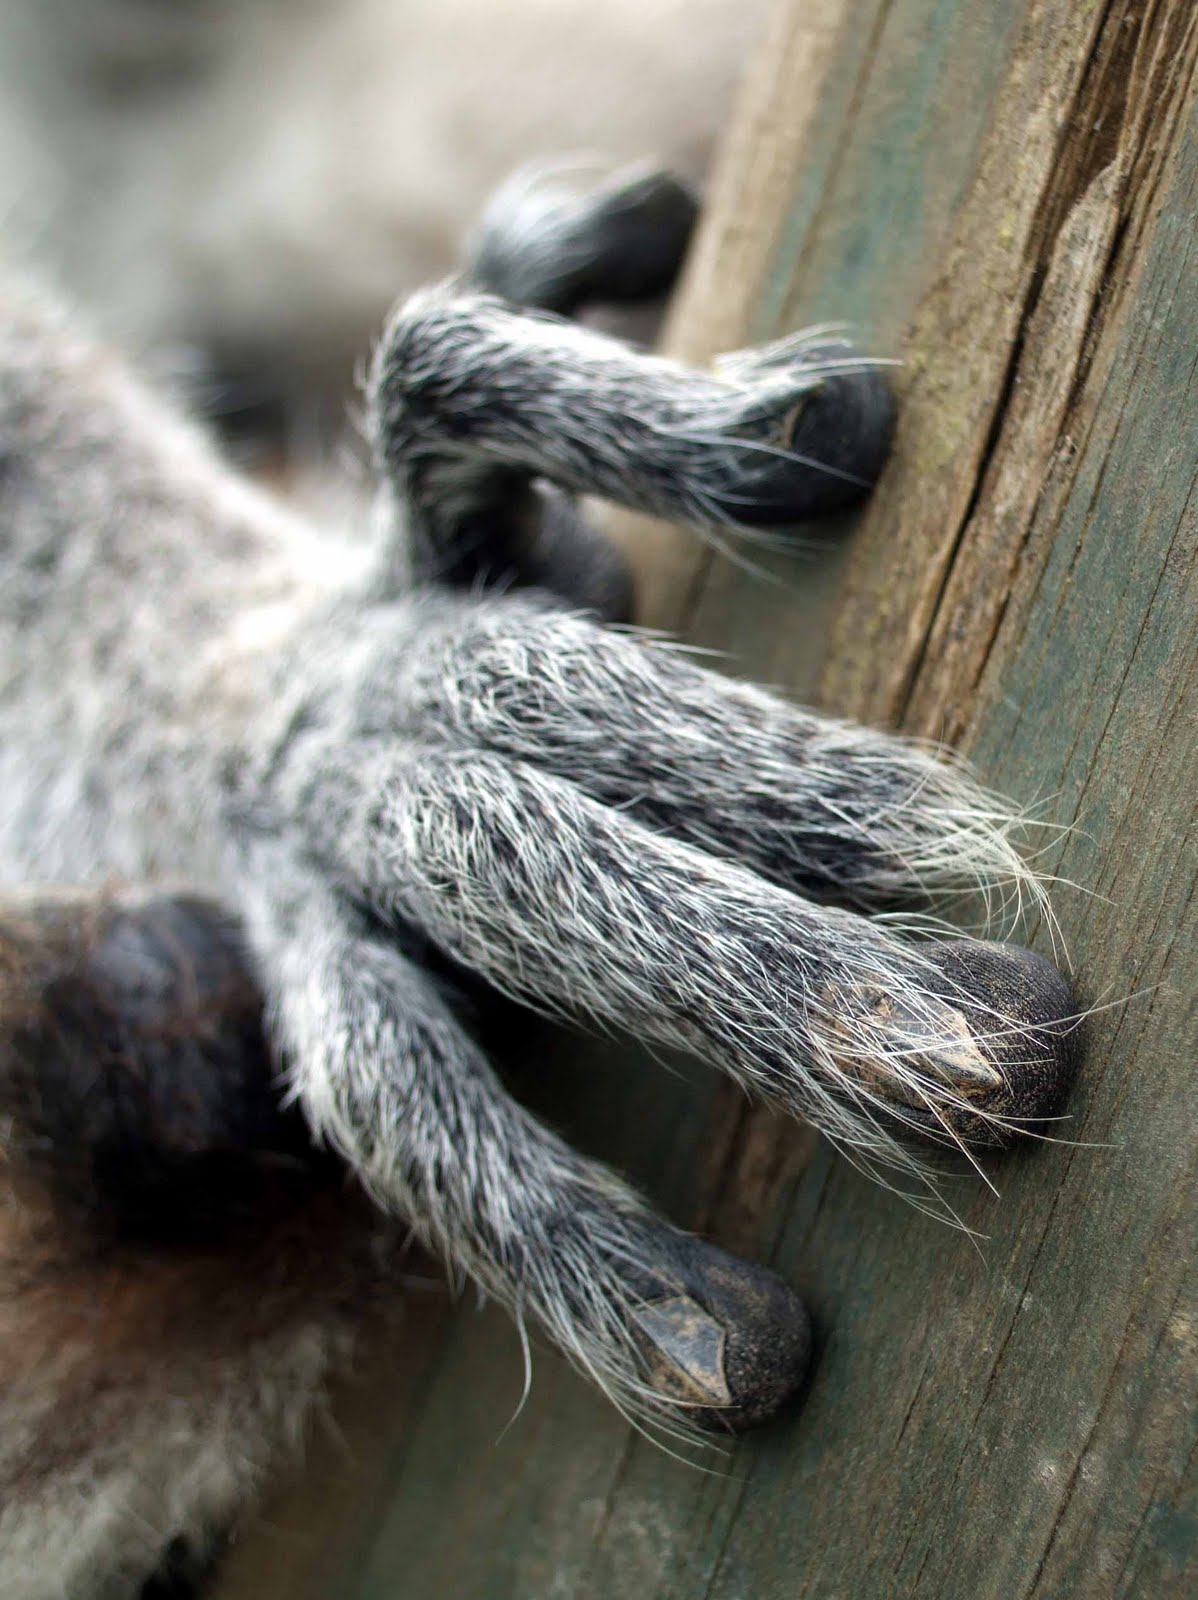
[241,861,810,1434]
[369,286,894,580]
[385,598,1048,922]
[275,742,1074,1172]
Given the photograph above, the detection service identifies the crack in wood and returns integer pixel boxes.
[905,0,1198,746]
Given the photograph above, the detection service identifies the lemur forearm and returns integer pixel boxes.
[0,276,365,885]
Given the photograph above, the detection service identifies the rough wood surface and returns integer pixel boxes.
[216,2,1198,1594]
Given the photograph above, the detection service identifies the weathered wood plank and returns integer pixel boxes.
[216,1,1198,1593]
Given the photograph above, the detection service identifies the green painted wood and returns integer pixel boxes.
[217,2,1198,1594]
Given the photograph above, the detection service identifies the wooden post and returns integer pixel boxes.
[219,3,1198,1594]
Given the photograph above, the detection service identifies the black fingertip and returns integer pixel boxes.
[623,1224,813,1433]
[570,170,700,312]
[470,166,699,316]
[927,939,1081,1145]
[716,340,896,529]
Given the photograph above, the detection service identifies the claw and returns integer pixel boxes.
[708,338,896,527]
[621,1223,813,1432]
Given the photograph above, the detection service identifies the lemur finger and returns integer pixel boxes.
[289,747,1077,1163]
[370,289,894,564]
[409,479,634,621]
[241,865,811,1435]
[466,162,700,315]
[384,164,696,606]
[387,599,1047,922]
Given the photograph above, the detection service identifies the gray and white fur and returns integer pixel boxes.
[0,169,1077,1597]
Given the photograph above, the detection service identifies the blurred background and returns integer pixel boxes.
[1,0,769,457]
